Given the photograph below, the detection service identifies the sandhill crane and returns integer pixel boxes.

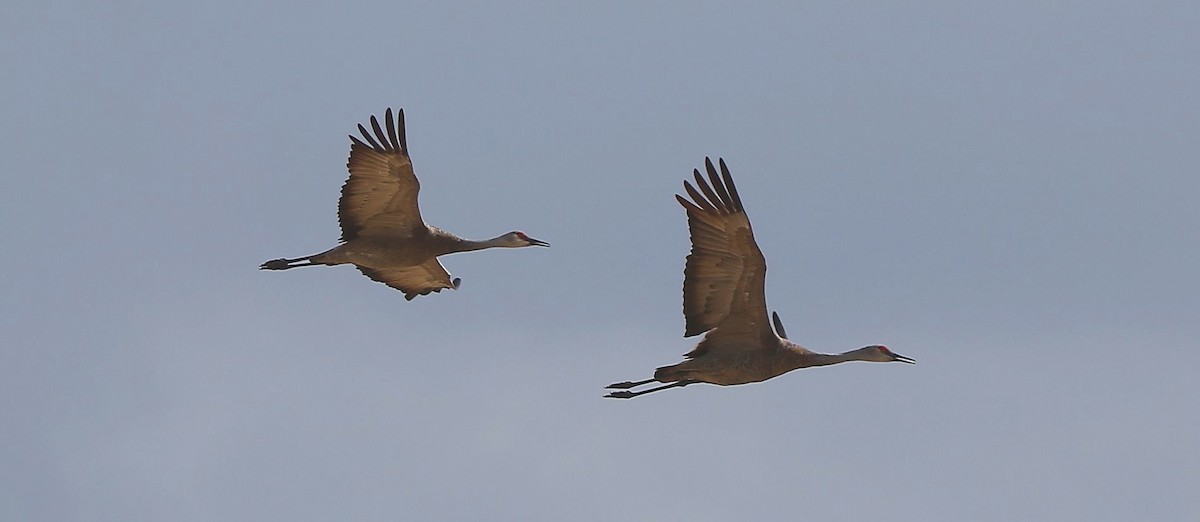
[605,158,913,399]
[260,108,548,300]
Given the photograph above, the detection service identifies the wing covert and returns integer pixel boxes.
[356,259,460,300]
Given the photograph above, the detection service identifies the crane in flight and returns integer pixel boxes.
[605,158,913,398]
[260,108,548,300]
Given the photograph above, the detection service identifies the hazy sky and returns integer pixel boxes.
[4,1,1199,520]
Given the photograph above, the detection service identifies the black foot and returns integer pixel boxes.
[605,381,639,389]
[605,391,635,399]
[260,259,291,270]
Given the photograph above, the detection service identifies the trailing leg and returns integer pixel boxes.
[605,378,656,390]
[604,380,698,399]
[259,256,318,270]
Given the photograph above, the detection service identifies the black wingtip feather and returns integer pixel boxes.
[692,167,726,214]
[385,108,399,151]
[719,158,743,212]
[705,158,735,211]
[683,179,717,212]
[675,193,704,214]
[369,115,390,153]
[771,311,788,339]
[396,108,407,152]
[352,108,409,154]
[356,123,383,150]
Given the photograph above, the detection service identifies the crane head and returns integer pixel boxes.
[505,231,550,247]
[864,345,915,364]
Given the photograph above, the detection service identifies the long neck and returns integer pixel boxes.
[458,237,501,252]
[781,346,866,372]
[805,351,860,367]
[439,234,510,255]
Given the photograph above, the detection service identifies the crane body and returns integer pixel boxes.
[260,108,547,300]
[605,158,912,399]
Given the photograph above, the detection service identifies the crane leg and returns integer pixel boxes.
[604,380,697,399]
[605,378,656,390]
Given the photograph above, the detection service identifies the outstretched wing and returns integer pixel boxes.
[676,157,773,356]
[338,108,426,242]
[356,259,460,301]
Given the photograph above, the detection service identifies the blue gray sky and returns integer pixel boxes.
[4,1,1199,520]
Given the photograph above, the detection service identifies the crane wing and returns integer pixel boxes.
[356,259,460,301]
[338,108,426,242]
[771,311,789,339]
[677,158,774,357]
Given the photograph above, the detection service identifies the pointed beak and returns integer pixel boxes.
[892,353,916,364]
[527,237,550,247]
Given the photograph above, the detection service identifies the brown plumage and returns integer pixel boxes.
[260,108,548,300]
[605,157,913,398]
